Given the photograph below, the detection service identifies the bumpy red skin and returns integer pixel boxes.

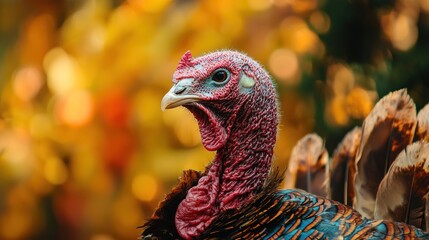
[172,51,279,239]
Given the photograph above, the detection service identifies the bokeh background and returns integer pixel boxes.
[1,0,429,239]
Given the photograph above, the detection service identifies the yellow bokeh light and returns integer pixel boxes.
[328,96,349,126]
[292,28,319,54]
[346,87,374,119]
[0,130,34,180]
[44,47,82,95]
[44,157,68,185]
[280,16,307,41]
[328,64,355,96]
[391,14,418,51]
[325,87,374,126]
[268,48,299,84]
[12,66,44,102]
[55,90,94,127]
[132,173,158,202]
[280,17,320,54]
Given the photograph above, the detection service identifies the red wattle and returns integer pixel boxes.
[175,160,222,239]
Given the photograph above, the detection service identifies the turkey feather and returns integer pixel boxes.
[354,89,417,218]
[327,127,361,206]
[283,133,328,197]
[374,141,429,230]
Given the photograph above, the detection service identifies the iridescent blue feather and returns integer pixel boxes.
[197,172,429,239]
[141,170,429,240]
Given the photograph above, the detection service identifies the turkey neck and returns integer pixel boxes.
[175,82,278,239]
[216,98,278,209]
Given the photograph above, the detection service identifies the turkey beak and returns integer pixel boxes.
[161,78,201,111]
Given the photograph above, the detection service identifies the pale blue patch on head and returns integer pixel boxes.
[239,73,255,89]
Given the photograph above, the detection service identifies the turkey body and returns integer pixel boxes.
[143,170,429,239]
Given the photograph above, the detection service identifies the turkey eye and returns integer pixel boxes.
[211,69,229,84]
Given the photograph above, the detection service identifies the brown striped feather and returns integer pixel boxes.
[354,89,417,219]
[343,220,357,236]
[374,141,429,231]
[350,220,384,240]
[284,133,328,196]
[287,218,302,233]
[327,127,362,206]
[304,215,322,231]
[290,229,302,240]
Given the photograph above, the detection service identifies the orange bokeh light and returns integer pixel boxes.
[55,90,95,127]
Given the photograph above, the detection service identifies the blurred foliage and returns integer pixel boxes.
[0,0,428,239]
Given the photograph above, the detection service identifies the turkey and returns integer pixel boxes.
[140,50,429,239]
